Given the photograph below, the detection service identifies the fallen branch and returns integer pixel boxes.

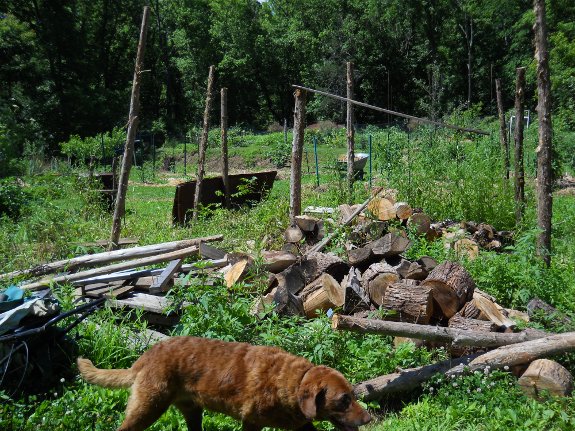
[447,331,575,375]
[332,314,548,348]
[353,354,479,401]
[1,236,222,280]
[19,245,200,291]
[306,188,385,255]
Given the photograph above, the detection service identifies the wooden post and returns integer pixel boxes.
[110,6,150,250]
[514,67,526,225]
[192,65,215,222]
[495,78,509,179]
[221,87,230,209]
[534,0,553,267]
[289,89,306,222]
[346,61,355,202]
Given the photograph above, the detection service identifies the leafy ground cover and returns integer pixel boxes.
[1,123,575,430]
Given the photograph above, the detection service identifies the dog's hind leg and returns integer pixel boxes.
[117,378,171,431]
[174,401,203,430]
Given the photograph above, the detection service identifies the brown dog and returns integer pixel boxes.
[77,336,371,431]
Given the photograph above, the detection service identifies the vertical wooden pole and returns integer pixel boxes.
[513,67,526,225]
[495,78,509,179]
[289,89,306,222]
[192,65,215,222]
[221,87,230,209]
[534,0,553,266]
[346,61,355,202]
[110,6,150,250]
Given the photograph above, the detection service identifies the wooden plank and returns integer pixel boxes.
[111,292,175,314]
[149,259,183,294]
[199,242,227,260]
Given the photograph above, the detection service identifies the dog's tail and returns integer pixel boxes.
[77,357,135,389]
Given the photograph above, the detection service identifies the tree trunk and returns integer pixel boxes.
[289,89,307,222]
[534,0,553,267]
[110,6,150,250]
[331,314,549,348]
[495,78,510,179]
[346,62,355,202]
[514,67,526,225]
[221,87,230,209]
[192,65,215,222]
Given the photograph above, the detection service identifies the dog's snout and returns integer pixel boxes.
[359,409,371,425]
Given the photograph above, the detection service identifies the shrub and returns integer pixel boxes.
[0,178,31,220]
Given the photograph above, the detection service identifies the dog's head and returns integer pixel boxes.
[297,365,371,431]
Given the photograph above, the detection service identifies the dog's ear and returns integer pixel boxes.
[298,387,326,420]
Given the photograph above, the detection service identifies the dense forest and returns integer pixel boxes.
[1,0,574,166]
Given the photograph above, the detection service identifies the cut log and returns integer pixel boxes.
[331,314,549,348]
[448,314,499,332]
[361,262,399,306]
[381,282,434,324]
[367,197,396,221]
[299,252,349,284]
[342,268,370,314]
[371,233,411,258]
[422,261,475,319]
[385,256,412,278]
[469,291,516,328]
[453,238,480,260]
[295,215,319,233]
[417,256,438,273]
[518,359,573,398]
[1,236,221,281]
[505,308,530,323]
[405,262,428,281]
[251,288,277,316]
[284,224,304,243]
[261,250,297,274]
[394,202,413,220]
[20,245,200,291]
[407,213,431,236]
[347,246,375,267]
[301,274,344,318]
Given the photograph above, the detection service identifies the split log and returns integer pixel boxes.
[422,261,475,319]
[261,250,297,274]
[275,265,306,295]
[394,202,413,220]
[466,291,516,328]
[19,246,200,291]
[371,233,411,258]
[407,213,431,236]
[518,359,573,398]
[342,268,370,314]
[273,284,304,317]
[353,354,479,401]
[505,309,530,323]
[295,215,319,233]
[299,252,349,284]
[385,256,412,278]
[301,274,344,318]
[453,238,479,260]
[331,314,549,348]
[251,288,277,316]
[381,282,434,324]
[347,246,374,267]
[224,259,250,288]
[367,197,396,221]
[1,236,222,281]
[361,262,399,306]
[405,262,428,281]
[447,332,575,376]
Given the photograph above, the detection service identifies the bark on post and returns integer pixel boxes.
[514,67,526,225]
[495,78,510,179]
[110,6,150,250]
[289,89,307,222]
[221,87,230,209]
[346,61,355,202]
[192,65,215,222]
[534,0,553,267]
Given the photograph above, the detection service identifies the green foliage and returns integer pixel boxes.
[0,178,31,220]
[60,128,124,164]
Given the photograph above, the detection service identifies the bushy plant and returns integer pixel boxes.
[60,127,124,164]
[0,178,31,220]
